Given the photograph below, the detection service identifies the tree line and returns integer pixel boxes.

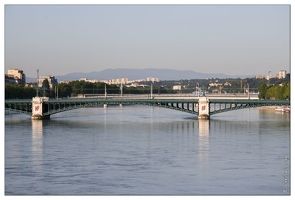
[5,78,290,100]
[258,82,290,100]
[5,80,176,99]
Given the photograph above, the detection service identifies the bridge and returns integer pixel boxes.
[5,95,290,120]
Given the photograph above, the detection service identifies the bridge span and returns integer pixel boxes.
[5,95,289,120]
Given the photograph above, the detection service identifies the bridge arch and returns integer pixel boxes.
[209,100,290,116]
[42,100,199,117]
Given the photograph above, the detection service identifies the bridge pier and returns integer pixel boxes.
[198,97,210,119]
[31,97,50,120]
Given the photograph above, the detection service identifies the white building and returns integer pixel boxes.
[255,75,264,79]
[208,83,222,87]
[38,75,58,89]
[278,70,286,79]
[79,78,100,83]
[147,77,159,82]
[132,79,146,83]
[111,78,128,84]
[5,68,26,85]
[173,85,182,90]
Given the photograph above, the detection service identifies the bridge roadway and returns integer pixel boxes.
[5,94,290,120]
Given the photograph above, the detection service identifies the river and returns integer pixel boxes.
[5,105,290,195]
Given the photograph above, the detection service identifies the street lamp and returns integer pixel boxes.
[268,71,271,85]
[244,82,250,99]
[247,83,250,99]
[150,83,153,99]
[36,69,39,97]
[196,82,199,97]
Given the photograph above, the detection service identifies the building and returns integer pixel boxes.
[223,82,232,87]
[208,83,222,87]
[278,70,286,79]
[5,68,26,85]
[38,75,58,89]
[256,70,287,80]
[173,85,182,90]
[110,78,129,85]
[132,79,146,83]
[79,78,100,83]
[255,75,264,79]
[146,77,159,82]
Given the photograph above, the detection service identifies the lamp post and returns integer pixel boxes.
[196,82,199,97]
[247,83,250,99]
[104,84,107,99]
[150,83,153,99]
[36,69,39,97]
[202,85,206,97]
[268,71,271,85]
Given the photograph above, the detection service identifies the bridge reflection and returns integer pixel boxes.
[198,120,210,170]
[31,120,44,173]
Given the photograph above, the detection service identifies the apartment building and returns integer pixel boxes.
[5,68,26,85]
[38,75,58,89]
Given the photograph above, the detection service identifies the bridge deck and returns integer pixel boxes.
[5,97,290,118]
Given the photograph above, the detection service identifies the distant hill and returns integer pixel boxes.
[27,68,255,82]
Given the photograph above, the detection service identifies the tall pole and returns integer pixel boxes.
[202,85,205,97]
[105,84,107,99]
[268,71,271,85]
[36,69,39,97]
[120,83,123,97]
[247,83,250,99]
[196,82,199,97]
[151,83,153,99]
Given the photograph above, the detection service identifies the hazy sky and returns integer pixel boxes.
[5,4,290,78]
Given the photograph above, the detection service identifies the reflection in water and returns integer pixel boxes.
[5,106,290,195]
[258,107,290,121]
[198,120,209,169]
[31,120,44,173]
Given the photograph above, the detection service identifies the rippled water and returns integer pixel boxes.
[5,105,290,195]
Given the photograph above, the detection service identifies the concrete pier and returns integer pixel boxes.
[31,97,49,120]
[198,97,210,120]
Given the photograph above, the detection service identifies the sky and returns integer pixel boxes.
[4,3,291,78]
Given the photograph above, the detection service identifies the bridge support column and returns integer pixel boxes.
[31,97,50,120]
[198,97,210,119]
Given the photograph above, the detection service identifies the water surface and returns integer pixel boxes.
[5,106,290,195]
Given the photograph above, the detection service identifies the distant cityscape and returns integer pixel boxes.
[5,68,288,92]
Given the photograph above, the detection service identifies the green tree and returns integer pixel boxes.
[42,79,50,90]
[58,83,72,98]
[5,84,36,99]
[41,78,55,97]
[258,84,268,99]
[282,82,290,100]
